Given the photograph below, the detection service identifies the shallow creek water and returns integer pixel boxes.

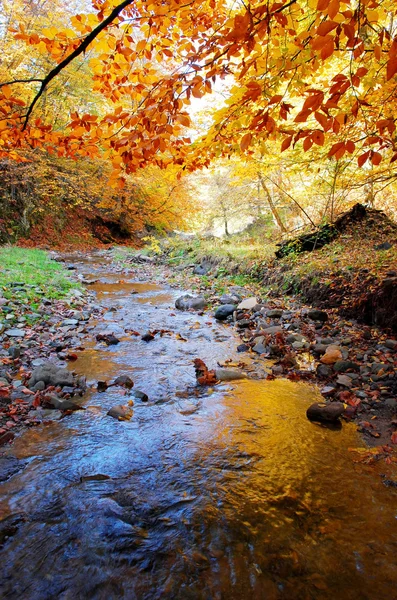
[1,254,397,599]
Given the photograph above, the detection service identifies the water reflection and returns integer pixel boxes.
[0,252,396,599]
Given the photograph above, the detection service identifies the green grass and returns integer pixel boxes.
[0,246,80,302]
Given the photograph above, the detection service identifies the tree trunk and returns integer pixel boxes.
[257,173,287,233]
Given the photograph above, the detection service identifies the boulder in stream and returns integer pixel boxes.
[214,304,236,320]
[175,295,206,311]
[215,368,247,381]
[306,402,344,422]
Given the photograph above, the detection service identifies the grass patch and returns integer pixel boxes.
[0,246,80,302]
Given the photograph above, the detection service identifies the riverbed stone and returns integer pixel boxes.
[266,309,283,318]
[307,309,328,322]
[5,329,26,338]
[306,402,344,422]
[214,304,236,320]
[219,293,241,305]
[28,364,74,388]
[385,339,397,351]
[175,295,206,311]
[237,297,258,311]
[107,405,133,420]
[215,368,247,381]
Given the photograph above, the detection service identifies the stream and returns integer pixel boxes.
[1,253,397,599]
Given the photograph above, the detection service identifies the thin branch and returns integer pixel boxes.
[0,78,44,87]
[22,0,134,130]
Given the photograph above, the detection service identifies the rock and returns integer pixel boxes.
[307,309,328,322]
[214,368,247,381]
[8,346,21,359]
[237,297,257,311]
[107,405,133,420]
[311,344,328,356]
[320,345,343,364]
[336,375,353,387]
[97,381,108,392]
[237,344,249,353]
[266,309,283,318]
[141,332,155,342]
[321,385,337,397]
[5,329,25,338]
[334,360,360,372]
[62,319,79,326]
[114,375,134,388]
[371,363,392,373]
[236,319,251,328]
[253,343,267,354]
[132,390,148,402]
[28,364,74,388]
[316,364,332,378]
[214,304,236,321]
[175,295,205,311]
[374,241,392,250]
[96,333,120,345]
[385,339,397,351]
[220,293,241,305]
[179,401,199,415]
[45,394,83,410]
[306,402,344,422]
[193,264,210,276]
[32,381,46,392]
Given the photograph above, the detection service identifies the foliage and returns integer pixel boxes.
[1,0,397,179]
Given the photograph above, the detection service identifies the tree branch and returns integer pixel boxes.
[22,0,134,130]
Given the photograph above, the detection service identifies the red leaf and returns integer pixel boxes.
[240,132,252,151]
[387,57,397,81]
[357,150,370,167]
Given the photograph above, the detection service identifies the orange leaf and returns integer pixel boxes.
[328,141,344,158]
[391,431,397,444]
[303,136,313,151]
[317,21,338,36]
[371,151,382,166]
[328,0,339,19]
[315,111,329,130]
[321,38,334,60]
[317,0,330,11]
[312,130,325,146]
[240,132,252,151]
[281,136,292,152]
[357,150,370,167]
[345,140,355,153]
[387,57,397,81]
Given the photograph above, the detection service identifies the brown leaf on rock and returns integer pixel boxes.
[193,359,218,386]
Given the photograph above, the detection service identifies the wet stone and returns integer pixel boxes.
[114,375,134,388]
[215,368,247,381]
[237,344,249,353]
[107,405,133,420]
[8,346,21,359]
[306,401,344,422]
[334,360,360,372]
[132,390,148,402]
[214,304,236,321]
[175,295,205,311]
[266,309,283,318]
[28,364,74,388]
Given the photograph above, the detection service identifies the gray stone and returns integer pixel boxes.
[62,318,79,326]
[237,297,258,311]
[193,264,210,276]
[8,346,21,359]
[316,364,332,378]
[175,295,206,311]
[385,339,397,351]
[5,329,26,338]
[219,293,241,305]
[306,402,344,422]
[253,343,267,354]
[334,360,360,372]
[32,381,46,392]
[266,309,283,318]
[45,394,83,410]
[336,375,353,387]
[28,364,74,388]
[214,304,236,320]
[113,375,134,388]
[371,363,392,374]
[214,368,247,381]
